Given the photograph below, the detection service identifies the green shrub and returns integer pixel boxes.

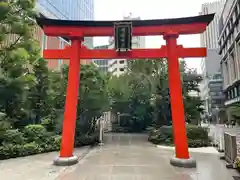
[2,129,25,145]
[148,126,173,145]
[0,123,99,160]
[0,143,22,159]
[75,133,99,147]
[0,142,42,159]
[23,124,47,143]
[111,125,131,133]
[148,125,211,148]
[0,135,62,160]
[0,117,12,144]
[41,118,56,132]
[38,135,56,152]
[54,135,61,149]
[188,139,210,148]
[186,125,209,140]
[21,142,41,156]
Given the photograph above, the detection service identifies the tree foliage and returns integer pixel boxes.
[0,0,39,128]
[109,59,204,131]
[0,0,109,141]
[76,64,110,135]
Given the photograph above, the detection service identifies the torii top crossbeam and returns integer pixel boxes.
[36,13,214,60]
[36,13,214,37]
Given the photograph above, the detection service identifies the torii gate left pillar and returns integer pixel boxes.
[54,38,82,166]
[36,13,214,168]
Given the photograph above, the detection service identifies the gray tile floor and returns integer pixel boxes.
[56,133,239,180]
[0,133,239,180]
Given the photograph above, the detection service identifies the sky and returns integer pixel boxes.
[93,0,219,72]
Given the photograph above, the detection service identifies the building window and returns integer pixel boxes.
[238,84,240,95]
[109,60,117,68]
[230,51,237,80]
[119,60,125,64]
[228,91,231,100]
[235,6,238,16]
[235,87,238,97]
[119,68,124,72]
[112,68,117,73]
[210,92,217,96]
[230,18,233,28]
[224,60,229,86]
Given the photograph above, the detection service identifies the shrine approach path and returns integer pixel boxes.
[0,133,238,180]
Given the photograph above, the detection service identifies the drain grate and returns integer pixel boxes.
[233,176,240,180]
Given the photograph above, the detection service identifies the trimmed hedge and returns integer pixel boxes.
[148,125,211,148]
[75,133,99,147]
[0,124,99,160]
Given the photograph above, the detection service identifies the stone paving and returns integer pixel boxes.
[0,133,239,180]
[0,147,91,180]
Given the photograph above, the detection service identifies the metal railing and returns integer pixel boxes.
[97,111,116,144]
[224,132,237,166]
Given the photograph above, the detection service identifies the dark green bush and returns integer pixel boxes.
[148,126,173,145]
[23,124,47,143]
[186,125,209,140]
[2,129,25,145]
[75,133,99,147]
[0,142,41,159]
[0,143,21,159]
[54,135,61,149]
[22,142,41,156]
[111,126,130,133]
[38,135,56,152]
[0,124,62,160]
[0,122,99,160]
[188,139,210,148]
[41,118,56,132]
[148,125,211,148]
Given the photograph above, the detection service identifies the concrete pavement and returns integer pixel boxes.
[0,147,91,180]
[0,133,239,180]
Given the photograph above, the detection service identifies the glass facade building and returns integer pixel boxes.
[37,0,94,20]
[36,0,94,52]
[35,0,94,69]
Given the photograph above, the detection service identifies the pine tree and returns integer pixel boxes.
[0,0,40,127]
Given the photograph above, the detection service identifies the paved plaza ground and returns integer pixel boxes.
[0,133,239,180]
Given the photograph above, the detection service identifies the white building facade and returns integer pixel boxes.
[199,0,226,115]
[200,0,226,49]
[218,0,240,121]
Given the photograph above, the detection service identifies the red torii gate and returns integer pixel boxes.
[36,13,214,168]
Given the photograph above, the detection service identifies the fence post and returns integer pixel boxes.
[99,116,105,146]
[222,132,237,168]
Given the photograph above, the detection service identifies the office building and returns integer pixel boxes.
[200,50,225,115]
[35,0,94,69]
[108,15,146,77]
[199,0,225,115]
[218,0,240,121]
[200,0,226,48]
[93,45,110,73]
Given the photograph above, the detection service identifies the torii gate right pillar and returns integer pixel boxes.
[164,32,196,168]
